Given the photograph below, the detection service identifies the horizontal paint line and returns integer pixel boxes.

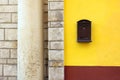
[65,66,120,80]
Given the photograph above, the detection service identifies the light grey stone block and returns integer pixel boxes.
[0,13,11,23]
[4,65,17,76]
[50,42,64,49]
[48,11,63,21]
[0,77,7,80]
[10,49,17,58]
[0,24,17,29]
[7,59,17,64]
[51,22,63,28]
[9,0,18,4]
[49,61,63,67]
[48,28,64,41]
[49,50,64,60]
[0,49,9,58]
[0,0,8,4]
[0,6,17,12]
[5,29,17,40]
[12,13,17,23]
[49,67,64,80]
[49,2,64,10]
[0,41,17,48]
[48,22,50,27]
[0,59,7,64]
[8,77,17,80]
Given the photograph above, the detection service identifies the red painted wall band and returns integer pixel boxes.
[65,66,120,80]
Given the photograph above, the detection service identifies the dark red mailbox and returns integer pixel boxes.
[77,19,92,42]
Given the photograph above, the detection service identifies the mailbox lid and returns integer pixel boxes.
[77,19,91,42]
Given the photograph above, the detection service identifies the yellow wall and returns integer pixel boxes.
[64,0,120,66]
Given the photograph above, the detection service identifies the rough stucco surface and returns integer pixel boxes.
[48,0,64,80]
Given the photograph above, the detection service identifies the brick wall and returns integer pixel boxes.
[48,0,64,80]
[0,0,17,80]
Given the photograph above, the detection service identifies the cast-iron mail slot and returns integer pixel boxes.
[77,19,92,42]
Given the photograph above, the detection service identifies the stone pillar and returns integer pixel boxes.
[48,1,64,80]
[18,0,43,80]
